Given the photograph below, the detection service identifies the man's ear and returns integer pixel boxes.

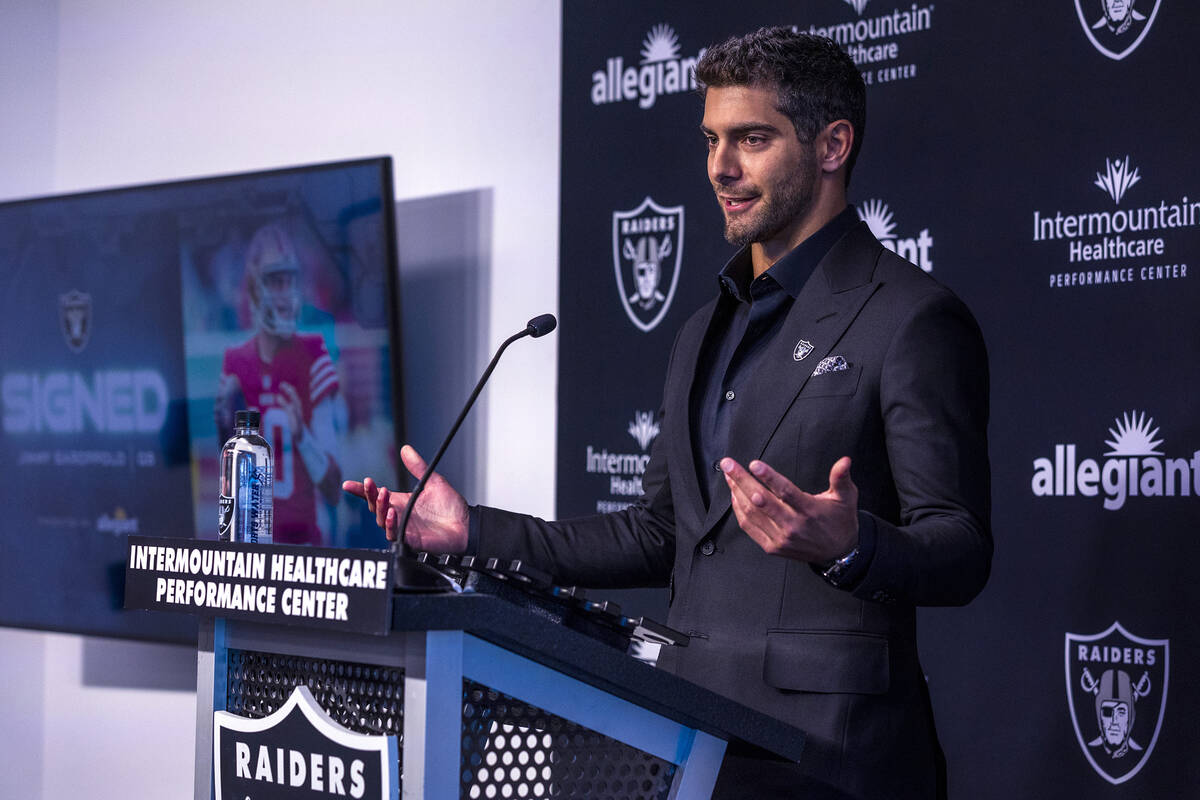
[818,120,854,175]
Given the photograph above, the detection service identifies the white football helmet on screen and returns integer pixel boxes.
[245,223,302,337]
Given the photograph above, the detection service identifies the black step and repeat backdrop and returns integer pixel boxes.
[556,2,1197,796]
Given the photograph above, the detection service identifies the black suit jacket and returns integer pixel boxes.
[475,222,992,798]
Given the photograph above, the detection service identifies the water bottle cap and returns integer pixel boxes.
[235,410,261,430]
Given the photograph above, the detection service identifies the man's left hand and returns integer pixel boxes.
[721,456,859,563]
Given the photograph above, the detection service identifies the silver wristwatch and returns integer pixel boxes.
[821,545,861,587]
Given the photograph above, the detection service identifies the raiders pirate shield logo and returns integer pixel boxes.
[1074,0,1162,61]
[59,289,92,353]
[612,196,684,333]
[213,685,397,799]
[1064,621,1169,784]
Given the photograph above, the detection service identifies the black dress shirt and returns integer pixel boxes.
[688,205,872,583]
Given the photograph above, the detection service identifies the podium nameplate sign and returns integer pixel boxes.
[124,536,393,635]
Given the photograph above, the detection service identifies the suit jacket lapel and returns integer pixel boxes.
[699,222,883,536]
[663,296,719,533]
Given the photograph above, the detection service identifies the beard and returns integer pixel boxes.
[720,154,818,247]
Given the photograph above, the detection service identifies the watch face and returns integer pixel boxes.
[823,547,860,586]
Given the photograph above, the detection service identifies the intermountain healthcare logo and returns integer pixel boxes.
[1065,622,1168,784]
[627,409,660,451]
[858,199,933,272]
[1075,0,1162,60]
[612,197,683,333]
[1032,155,1197,289]
[585,410,660,512]
[1032,411,1200,510]
[800,2,935,84]
[1094,156,1139,204]
[590,24,703,109]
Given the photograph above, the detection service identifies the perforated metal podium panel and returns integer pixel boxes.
[220,649,679,799]
[461,680,676,800]
[225,648,405,774]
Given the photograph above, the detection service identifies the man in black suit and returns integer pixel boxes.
[347,28,991,799]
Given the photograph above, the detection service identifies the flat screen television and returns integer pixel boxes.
[0,157,403,642]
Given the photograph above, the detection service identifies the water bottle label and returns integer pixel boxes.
[221,430,273,544]
[218,494,234,537]
[250,464,272,543]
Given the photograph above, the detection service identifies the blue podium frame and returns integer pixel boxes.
[194,593,804,799]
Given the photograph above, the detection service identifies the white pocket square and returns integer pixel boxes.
[811,355,848,376]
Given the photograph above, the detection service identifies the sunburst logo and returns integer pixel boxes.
[1104,411,1163,456]
[858,199,896,240]
[640,24,680,63]
[858,199,933,272]
[1094,156,1141,205]
[843,0,871,14]
[627,410,660,451]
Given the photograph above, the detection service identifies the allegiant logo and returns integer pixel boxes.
[590,24,704,110]
[1031,411,1200,510]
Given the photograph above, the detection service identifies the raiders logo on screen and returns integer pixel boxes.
[612,197,684,333]
[1074,0,1162,60]
[58,289,92,353]
[1065,621,1169,784]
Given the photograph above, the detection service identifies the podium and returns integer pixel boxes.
[123,538,804,799]
[191,591,805,800]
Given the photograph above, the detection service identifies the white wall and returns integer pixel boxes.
[0,1,561,797]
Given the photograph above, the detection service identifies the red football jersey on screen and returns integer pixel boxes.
[220,333,338,544]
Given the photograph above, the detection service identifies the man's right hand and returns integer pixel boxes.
[342,445,469,553]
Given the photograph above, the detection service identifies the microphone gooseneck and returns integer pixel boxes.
[394,314,558,588]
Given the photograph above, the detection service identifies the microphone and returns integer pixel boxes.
[526,313,557,338]
[394,314,558,589]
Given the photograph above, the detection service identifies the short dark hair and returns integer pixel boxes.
[695,27,867,186]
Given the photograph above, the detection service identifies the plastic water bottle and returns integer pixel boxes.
[218,410,273,543]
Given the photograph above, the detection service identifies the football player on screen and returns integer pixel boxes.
[215,222,343,545]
